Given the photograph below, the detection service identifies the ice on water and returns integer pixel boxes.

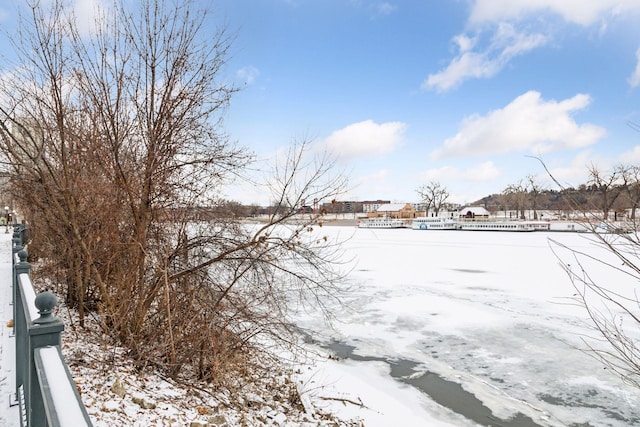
[294,227,640,426]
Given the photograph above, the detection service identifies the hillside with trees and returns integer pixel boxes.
[462,165,640,221]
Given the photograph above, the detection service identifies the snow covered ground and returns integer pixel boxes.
[293,226,640,426]
[3,227,640,426]
[0,236,19,427]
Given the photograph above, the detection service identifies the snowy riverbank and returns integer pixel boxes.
[56,226,640,426]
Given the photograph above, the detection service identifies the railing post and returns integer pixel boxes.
[28,292,64,427]
[9,229,19,336]
[12,232,92,427]
[14,249,31,396]
[14,248,29,276]
[21,225,29,248]
[12,226,23,254]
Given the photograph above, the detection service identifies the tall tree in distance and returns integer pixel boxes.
[619,164,640,221]
[587,163,623,220]
[416,181,450,216]
[525,174,546,220]
[502,180,528,219]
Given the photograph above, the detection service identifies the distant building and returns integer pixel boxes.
[362,200,391,214]
[370,203,416,219]
[412,202,461,218]
[459,206,490,219]
[319,200,363,214]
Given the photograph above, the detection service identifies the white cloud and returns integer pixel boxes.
[415,162,502,204]
[420,161,500,183]
[546,150,595,187]
[453,34,476,53]
[426,1,640,92]
[323,120,406,160]
[353,169,390,188]
[621,145,640,163]
[71,0,108,38]
[419,166,460,181]
[628,48,640,89]
[469,0,640,27]
[423,23,548,92]
[347,169,399,200]
[375,2,396,16]
[236,66,260,86]
[350,1,397,17]
[463,161,501,181]
[431,91,606,159]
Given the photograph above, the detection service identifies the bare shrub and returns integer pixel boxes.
[0,0,349,384]
[534,157,640,387]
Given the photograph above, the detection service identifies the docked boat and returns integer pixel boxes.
[525,221,551,231]
[411,217,459,230]
[457,220,535,232]
[358,217,407,229]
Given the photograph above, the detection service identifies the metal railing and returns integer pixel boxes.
[12,225,93,427]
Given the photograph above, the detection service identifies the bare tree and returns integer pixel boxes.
[494,193,510,218]
[533,156,640,389]
[619,164,640,221]
[416,181,449,216]
[526,174,546,220]
[550,231,640,388]
[587,163,623,220]
[0,0,349,384]
[502,180,528,219]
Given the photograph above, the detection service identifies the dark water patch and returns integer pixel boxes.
[404,372,539,427]
[324,340,543,427]
[539,393,639,424]
[451,268,488,274]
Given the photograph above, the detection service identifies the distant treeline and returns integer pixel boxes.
[472,184,639,220]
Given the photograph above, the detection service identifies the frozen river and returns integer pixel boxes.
[293,226,640,426]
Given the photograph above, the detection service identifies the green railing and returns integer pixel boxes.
[12,226,93,427]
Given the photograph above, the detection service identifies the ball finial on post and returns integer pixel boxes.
[18,248,28,263]
[34,292,58,324]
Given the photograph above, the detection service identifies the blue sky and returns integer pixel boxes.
[220,0,640,205]
[3,1,640,206]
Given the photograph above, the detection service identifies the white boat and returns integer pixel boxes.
[525,221,551,231]
[358,217,407,229]
[411,217,459,230]
[458,220,535,232]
